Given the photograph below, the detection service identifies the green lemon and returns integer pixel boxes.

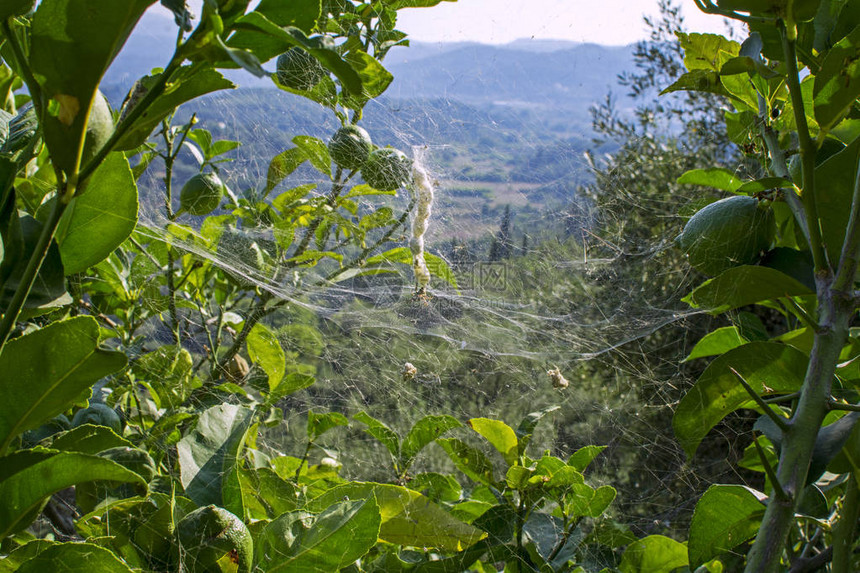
[81,91,115,168]
[72,403,122,434]
[676,195,774,276]
[328,125,372,171]
[276,48,326,91]
[177,505,253,573]
[98,446,157,482]
[361,148,412,192]
[22,414,70,446]
[180,173,226,216]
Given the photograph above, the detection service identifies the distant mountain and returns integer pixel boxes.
[384,43,633,112]
[105,11,634,120]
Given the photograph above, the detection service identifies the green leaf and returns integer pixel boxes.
[505,465,532,489]
[660,69,733,99]
[814,24,860,133]
[247,322,286,391]
[619,535,689,573]
[814,137,860,267]
[0,449,145,540]
[132,345,195,409]
[677,168,743,192]
[515,405,560,455]
[292,136,331,178]
[684,326,749,362]
[116,65,234,151]
[688,485,766,568]
[55,153,138,274]
[735,177,794,194]
[807,412,860,483]
[48,424,133,454]
[307,482,486,552]
[567,445,607,472]
[342,50,393,108]
[267,147,308,194]
[677,32,740,72]
[30,0,154,174]
[0,540,58,573]
[353,411,401,461]
[307,410,348,441]
[588,485,617,517]
[264,372,316,407]
[437,438,496,487]
[252,0,321,32]
[683,266,814,313]
[260,498,381,572]
[410,472,463,503]
[468,418,518,466]
[241,466,298,520]
[425,252,459,288]
[176,404,254,514]
[0,213,71,314]
[14,542,135,573]
[401,415,462,469]
[674,342,809,458]
[0,0,36,20]
[0,316,126,455]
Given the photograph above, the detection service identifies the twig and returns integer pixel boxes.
[753,434,790,502]
[731,367,790,432]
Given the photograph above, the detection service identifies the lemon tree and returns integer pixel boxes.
[664,1,860,570]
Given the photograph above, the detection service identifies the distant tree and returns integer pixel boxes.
[489,205,513,261]
[562,0,757,533]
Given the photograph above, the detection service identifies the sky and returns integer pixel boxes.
[161,1,736,46]
[394,0,735,46]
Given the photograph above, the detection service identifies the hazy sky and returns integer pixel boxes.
[395,0,734,45]
[162,1,735,46]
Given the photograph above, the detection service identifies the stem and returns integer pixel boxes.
[1,20,45,122]
[295,439,314,483]
[781,25,828,275]
[744,296,851,572]
[831,474,859,572]
[77,54,185,187]
[828,401,860,412]
[286,167,349,265]
[162,120,180,345]
[321,197,416,284]
[731,368,790,432]
[753,434,789,502]
[758,95,811,248]
[780,297,821,332]
[214,298,286,375]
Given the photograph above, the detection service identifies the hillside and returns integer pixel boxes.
[110,11,633,243]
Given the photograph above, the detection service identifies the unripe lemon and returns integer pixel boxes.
[72,403,122,434]
[98,446,157,483]
[276,48,326,91]
[180,173,225,216]
[361,148,412,192]
[328,125,372,171]
[81,91,115,168]
[676,195,773,276]
[177,505,253,573]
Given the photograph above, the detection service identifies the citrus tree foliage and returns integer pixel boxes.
[666,0,860,571]
[0,1,643,571]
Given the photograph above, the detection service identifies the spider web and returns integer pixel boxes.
[97,1,759,562]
